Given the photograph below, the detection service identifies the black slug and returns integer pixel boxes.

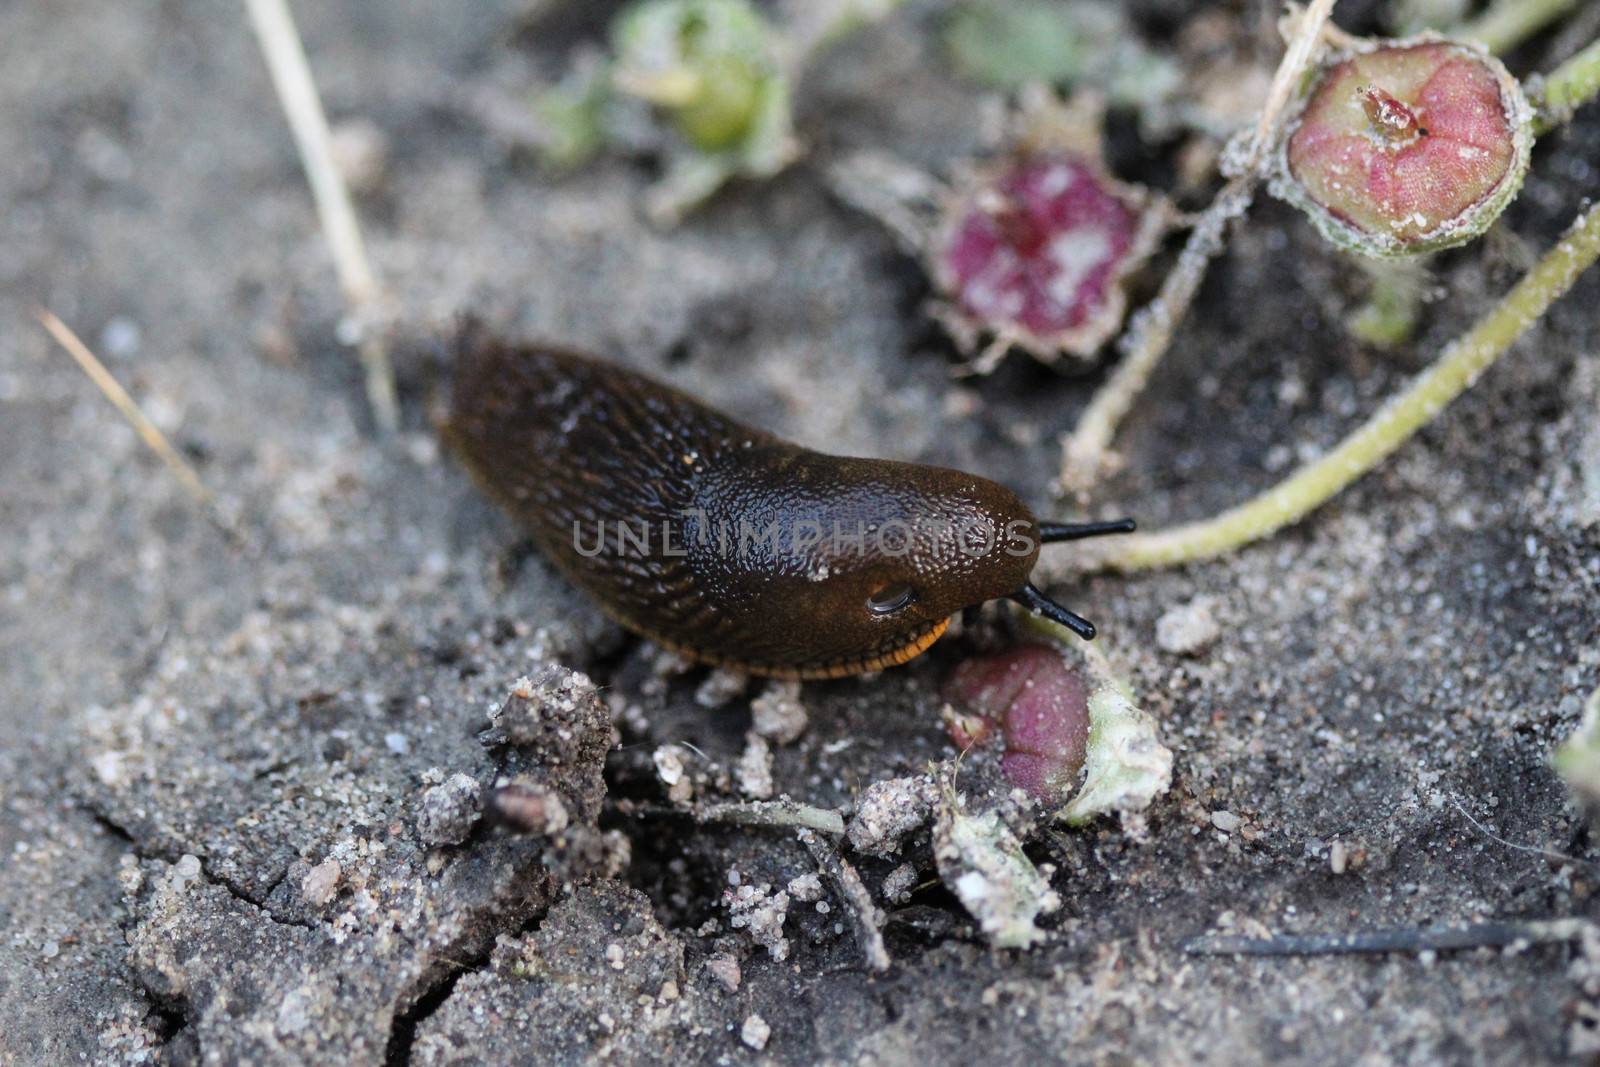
[445,324,1133,679]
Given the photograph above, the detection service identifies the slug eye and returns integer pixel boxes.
[867,582,917,615]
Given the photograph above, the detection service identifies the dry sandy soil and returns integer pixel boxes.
[3,0,1599,1063]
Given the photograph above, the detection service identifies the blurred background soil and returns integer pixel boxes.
[2,0,1598,1063]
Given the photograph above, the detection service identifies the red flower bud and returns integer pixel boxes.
[942,644,1090,805]
[935,152,1159,365]
[1279,38,1531,257]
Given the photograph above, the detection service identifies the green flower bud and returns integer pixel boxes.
[612,0,778,154]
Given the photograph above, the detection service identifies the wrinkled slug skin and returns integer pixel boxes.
[446,325,1042,679]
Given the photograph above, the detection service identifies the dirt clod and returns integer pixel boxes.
[416,772,483,846]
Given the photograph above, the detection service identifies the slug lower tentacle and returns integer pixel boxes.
[445,323,1131,679]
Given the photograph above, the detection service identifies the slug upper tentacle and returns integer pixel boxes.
[445,323,1132,679]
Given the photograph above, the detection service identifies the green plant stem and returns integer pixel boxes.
[1082,201,1600,574]
[1460,0,1580,55]
[1348,257,1429,348]
[1533,37,1600,134]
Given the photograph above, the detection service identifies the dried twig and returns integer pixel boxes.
[36,309,244,547]
[1447,795,1596,870]
[1058,0,1339,492]
[244,0,399,433]
[1187,917,1592,957]
[617,798,848,836]
[696,799,848,835]
[799,829,891,973]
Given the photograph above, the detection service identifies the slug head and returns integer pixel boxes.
[694,450,1132,675]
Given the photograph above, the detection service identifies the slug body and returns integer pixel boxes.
[447,327,1128,679]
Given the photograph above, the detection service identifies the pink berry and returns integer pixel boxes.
[942,644,1090,805]
[934,153,1155,363]
[1280,39,1531,257]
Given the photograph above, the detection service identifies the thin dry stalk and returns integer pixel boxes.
[244,0,399,433]
[37,309,244,547]
[1058,0,1339,492]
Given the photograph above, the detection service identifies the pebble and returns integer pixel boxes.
[741,1013,771,1050]
[847,776,933,856]
[786,873,823,903]
[694,667,748,709]
[880,863,918,905]
[735,733,774,800]
[171,854,203,892]
[653,745,693,805]
[301,859,342,906]
[415,773,483,846]
[1210,810,1243,833]
[705,953,741,993]
[750,681,808,744]
[328,118,389,195]
[1156,599,1222,656]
